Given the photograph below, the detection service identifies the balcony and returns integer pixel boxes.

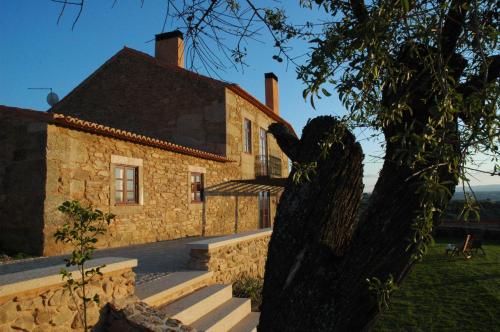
[255,154,282,178]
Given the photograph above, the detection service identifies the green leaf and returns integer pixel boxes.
[401,0,410,12]
[302,88,309,100]
[310,95,316,109]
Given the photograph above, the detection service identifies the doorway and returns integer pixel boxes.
[258,191,271,228]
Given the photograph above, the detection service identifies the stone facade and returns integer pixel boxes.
[187,229,271,284]
[225,88,288,178]
[0,258,136,331]
[43,124,263,256]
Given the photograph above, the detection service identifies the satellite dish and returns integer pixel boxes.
[47,91,59,107]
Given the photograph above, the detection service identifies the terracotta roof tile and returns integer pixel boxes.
[0,105,232,163]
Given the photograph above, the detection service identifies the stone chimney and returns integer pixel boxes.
[155,30,184,68]
[265,72,279,114]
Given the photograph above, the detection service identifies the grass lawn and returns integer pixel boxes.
[374,238,500,332]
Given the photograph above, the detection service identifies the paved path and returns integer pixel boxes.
[0,237,204,284]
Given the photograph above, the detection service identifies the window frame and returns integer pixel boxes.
[243,118,252,153]
[190,172,204,203]
[114,165,139,205]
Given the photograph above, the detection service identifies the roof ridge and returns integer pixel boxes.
[121,47,231,87]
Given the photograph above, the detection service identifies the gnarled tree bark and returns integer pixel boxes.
[261,116,364,331]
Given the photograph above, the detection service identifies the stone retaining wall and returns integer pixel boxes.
[187,229,272,283]
[0,257,136,331]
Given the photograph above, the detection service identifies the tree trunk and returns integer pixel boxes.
[260,116,364,331]
[259,49,465,331]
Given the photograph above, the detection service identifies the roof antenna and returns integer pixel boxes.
[28,87,60,107]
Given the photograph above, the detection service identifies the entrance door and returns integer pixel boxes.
[259,191,271,228]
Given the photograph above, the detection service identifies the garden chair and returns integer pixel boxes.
[471,237,486,255]
[449,234,473,259]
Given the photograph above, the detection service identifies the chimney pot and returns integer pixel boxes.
[155,30,184,68]
[264,72,279,114]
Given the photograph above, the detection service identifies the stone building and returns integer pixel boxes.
[0,31,293,256]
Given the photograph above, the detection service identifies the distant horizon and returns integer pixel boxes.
[455,184,500,192]
[363,184,500,199]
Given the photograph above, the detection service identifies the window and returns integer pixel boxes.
[191,172,204,203]
[259,128,268,156]
[243,118,252,153]
[114,166,138,204]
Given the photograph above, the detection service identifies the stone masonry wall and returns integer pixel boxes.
[188,230,271,284]
[0,268,135,331]
[51,49,227,156]
[225,88,288,226]
[225,88,289,181]
[43,124,263,255]
[0,110,47,255]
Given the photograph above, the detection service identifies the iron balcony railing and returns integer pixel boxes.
[255,154,282,178]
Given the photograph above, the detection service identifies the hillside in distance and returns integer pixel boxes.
[453,184,500,201]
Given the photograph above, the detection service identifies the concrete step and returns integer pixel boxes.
[191,298,251,332]
[135,271,213,307]
[158,284,233,325]
[228,312,260,332]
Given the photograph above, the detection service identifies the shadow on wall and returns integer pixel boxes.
[0,115,48,256]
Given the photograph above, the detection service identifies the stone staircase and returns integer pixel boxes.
[135,271,259,332]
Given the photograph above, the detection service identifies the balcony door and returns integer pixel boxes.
[259,128,268,176]
[259,128,268,157]
[259,191,271,228]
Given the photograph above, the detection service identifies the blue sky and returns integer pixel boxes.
[1,1,498,191]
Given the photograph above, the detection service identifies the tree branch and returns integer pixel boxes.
[268,123,300,162]
[484,55,500,83]
[71,0,84,30]
[191,0,218,33]
[56,0,67,25]
[349,0,369,23]
[50,0,84,30]
[440,0,469,59]
[458,54,500,124]
[463,55,500,94]
[243,0,300,67]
